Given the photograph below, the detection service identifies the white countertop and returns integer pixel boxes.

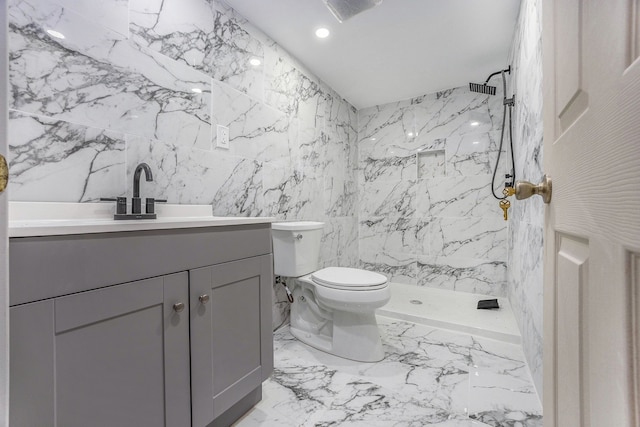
[9,202,275,237]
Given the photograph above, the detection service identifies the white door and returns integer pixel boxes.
[0,0,9,425]
[542,0,640,426]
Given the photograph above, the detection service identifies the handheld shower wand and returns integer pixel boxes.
[469,67,516,200]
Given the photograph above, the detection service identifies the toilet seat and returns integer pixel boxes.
[311,267,388,291]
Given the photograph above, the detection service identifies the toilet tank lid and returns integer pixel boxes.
[272,221,325,231]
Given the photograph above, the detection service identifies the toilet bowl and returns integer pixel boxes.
[272,221,390,362]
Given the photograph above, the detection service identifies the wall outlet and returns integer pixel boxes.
[216,125,230,149]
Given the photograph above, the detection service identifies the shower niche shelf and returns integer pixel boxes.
[417,149,446,178]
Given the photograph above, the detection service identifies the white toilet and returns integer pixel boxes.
[271,221,390,362]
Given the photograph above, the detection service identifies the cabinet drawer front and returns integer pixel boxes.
[55,277,163,333]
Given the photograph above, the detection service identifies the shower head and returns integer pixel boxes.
[469,66,511,96]
[469,82,497,95]
[324,0,383,23]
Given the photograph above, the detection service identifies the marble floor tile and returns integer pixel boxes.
[235,318,542,427]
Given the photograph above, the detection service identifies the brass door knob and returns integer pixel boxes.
[515,174,552,204]
[0,154,8,194]
[173,302,185,313]
[199,294,210,304]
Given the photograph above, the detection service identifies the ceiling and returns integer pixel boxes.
[224,0,521,109]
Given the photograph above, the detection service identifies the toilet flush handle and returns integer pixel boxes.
[295,234,303,240]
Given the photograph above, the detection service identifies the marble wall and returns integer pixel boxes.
[357,86,509,297]
[507,0,544,398]
[6,0,359,329]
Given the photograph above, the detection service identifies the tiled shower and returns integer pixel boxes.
[6,0,544,400]
[357,87,508,298]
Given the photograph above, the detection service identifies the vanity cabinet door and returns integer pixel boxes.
[10,273,191,427]
[190,255,273,427]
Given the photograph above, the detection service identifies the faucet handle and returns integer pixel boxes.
[145,198,167,214]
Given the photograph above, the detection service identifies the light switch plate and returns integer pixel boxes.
[216,125,230,149]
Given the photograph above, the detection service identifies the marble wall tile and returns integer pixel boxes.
[340,217,359,267]
[508,221,543,394]
[263,49,300,115]
[446,131,506,177]
[359,216,417,255]
[507,0,544,398]
[360,153,417,184]
[8,111,126,202]
[323,173,356,218]
[325,93,351,145]
[358,100,415,145]
[125,135,218,203]
[261,159,294,218]
[208,1,264,99]
[264,49,323,117]
[359,180,416,218]
[130,0,264,99]
[416,175,503,218]
[286,172,323,221]
[319,217,359,268]
[56,0,129,36]
[423,216,507,261]
[10,0,212,149]
[210,158,264,217]
[211,80,289,162]
[418,255,507,295]
[413,88,493,140]
[487,83,507,128]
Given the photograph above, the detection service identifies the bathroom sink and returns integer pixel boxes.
[9,202,274,237]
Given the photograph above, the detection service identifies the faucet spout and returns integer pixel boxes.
[133,163,153,198]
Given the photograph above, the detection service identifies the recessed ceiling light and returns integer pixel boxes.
[470,121,480,127]
[472,140,480,145]
[407,132,414,137]
[370,137,376,141]
[315,28,330,39]
[46,29,65,39]
[191,88,203,94]
[249,57,261,67]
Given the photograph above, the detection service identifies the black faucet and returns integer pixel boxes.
[132,163,153,214]
[101,163,165,219]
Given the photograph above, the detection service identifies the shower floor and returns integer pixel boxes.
[234,286,541,427]
[376,283,521,344]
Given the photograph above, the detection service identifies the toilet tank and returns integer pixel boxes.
[271,221,324,277]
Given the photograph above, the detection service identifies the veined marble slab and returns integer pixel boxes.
[234,317,542,427]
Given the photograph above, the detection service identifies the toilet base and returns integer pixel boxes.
[290,310,385,363]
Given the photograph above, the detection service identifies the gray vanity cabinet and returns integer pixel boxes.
[190,255,274,427]
[9,223,273,427]
[10,273,191,427]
